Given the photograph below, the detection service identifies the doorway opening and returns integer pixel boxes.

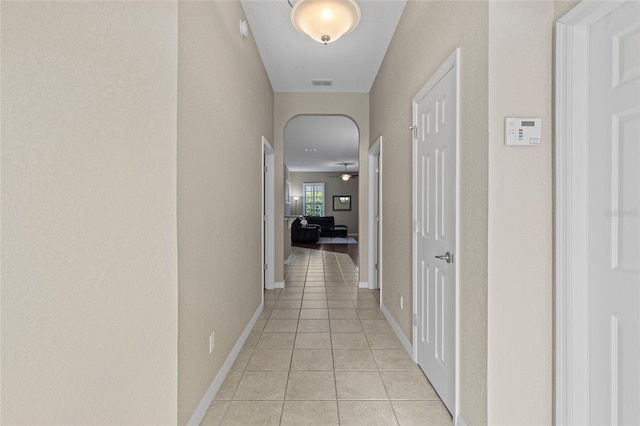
[368,137,382,291]
[284,115,360,268]
[262,137,275,291]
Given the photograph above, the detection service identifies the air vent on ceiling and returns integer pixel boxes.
[312,79,334,87]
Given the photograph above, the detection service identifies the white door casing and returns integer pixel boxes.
[556,1,640,424]
[262,137,275,291]
[412,49,459,416]
[368,137,382,291]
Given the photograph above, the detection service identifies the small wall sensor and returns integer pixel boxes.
[505,118,542,146]
[239,19,249,39]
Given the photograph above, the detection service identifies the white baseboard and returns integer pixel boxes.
[274,281,285,289]
[358,281,369,288]
[455,413,467,426]
[380,303,413,358]
[187,302,263,426]
[285,252,296,266]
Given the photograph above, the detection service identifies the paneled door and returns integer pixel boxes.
[588,1,640,423]
[413,50,458,415]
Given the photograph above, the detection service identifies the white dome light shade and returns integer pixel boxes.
[291,0,361,45]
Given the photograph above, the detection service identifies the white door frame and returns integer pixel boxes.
[368,137,382,291]
[412,48,460,421]
[262,136,275,291]
[555,2,627,424]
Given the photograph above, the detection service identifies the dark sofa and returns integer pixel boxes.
[291,216,349,243]
[304,216,348,239]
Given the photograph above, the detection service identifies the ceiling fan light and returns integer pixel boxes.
[291,0,361,45]
[341,173,351,181]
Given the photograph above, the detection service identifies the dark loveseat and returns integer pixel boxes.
[291,217,321,243]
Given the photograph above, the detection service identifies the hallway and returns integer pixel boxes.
[200,247,452,425]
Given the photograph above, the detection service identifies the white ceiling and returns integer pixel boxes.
[284,115,359,172]
[241,0,406,171]
[240,0,407,93]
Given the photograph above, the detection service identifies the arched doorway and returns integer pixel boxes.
[284,115,360,267]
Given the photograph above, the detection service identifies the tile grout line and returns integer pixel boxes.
[327,252,343,425]
[279,251,306,425]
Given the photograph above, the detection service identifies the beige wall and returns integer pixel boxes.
[1,2,179,424]
[372,1,584,424]
[274,93,369,284]
[176,2,274,424]
[1,1,274,423]
[289,172,359,235]
[555,0,582,19]
[486,2,555,424]
[370,1,489,424]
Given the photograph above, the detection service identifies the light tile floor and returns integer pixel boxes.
[201,248,452,426]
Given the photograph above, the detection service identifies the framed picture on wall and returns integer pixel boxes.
[333,195,351,211]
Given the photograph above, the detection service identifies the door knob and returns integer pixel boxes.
[435,252,454,263]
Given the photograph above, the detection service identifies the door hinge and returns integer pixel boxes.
[375,263,379,270]
[263,166,268,174]
[414,220,420,234]
[263,214,267,222]
[410,125,418,138]
[263,263,268,271]
[413,314,419,327]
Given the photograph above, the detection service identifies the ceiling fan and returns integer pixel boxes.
[330,163,359,181]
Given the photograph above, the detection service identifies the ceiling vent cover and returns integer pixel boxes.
[312,79,334,87]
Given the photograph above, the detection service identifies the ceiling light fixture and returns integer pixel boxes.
[340,162,352,181]
[289,0,361,45]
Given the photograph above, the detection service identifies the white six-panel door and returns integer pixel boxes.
[413,50,458,415]
[588,1,640,424]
